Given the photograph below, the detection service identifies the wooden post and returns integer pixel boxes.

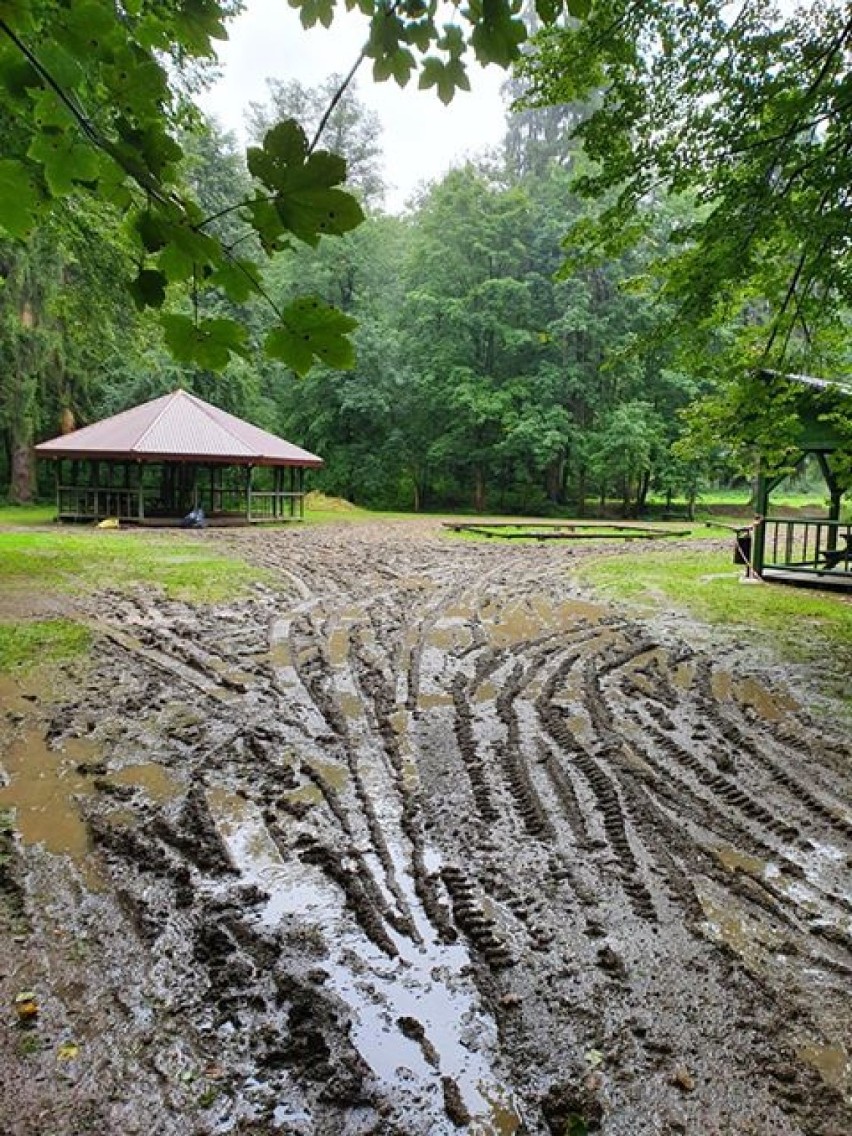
[246,465,253,522]
[299,467,305,520]
[752,471,769,576]
[816,452,841,552]
[137,461,145,522]
[54,460,60,519]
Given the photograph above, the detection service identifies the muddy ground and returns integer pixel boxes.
[1,519,851,1136]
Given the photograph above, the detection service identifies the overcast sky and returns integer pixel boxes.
[198,0,510,210]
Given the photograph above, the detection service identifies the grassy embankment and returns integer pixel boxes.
[576,547,852,701]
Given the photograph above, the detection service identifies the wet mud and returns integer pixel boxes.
[1,520,851,1135]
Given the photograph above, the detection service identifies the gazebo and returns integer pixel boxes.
[34,389,323,525]
[748,370,852,585]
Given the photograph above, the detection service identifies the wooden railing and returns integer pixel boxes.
[57,484,307,523]
[58,486,146,520]
[761,518,852,574]
[246,491,304,521]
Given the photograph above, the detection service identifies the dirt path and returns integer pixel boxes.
[1,519,850,1135]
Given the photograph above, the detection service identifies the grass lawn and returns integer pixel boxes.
[0,619,91,672]
[0,503,56,526]
[0,528,273,673]
[0,529,270,606]
[577,547,852,699]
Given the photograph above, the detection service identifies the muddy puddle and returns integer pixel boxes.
[0,724,181,865]
[2,521,851,1136]
[207,786,521,1134]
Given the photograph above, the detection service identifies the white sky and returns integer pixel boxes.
[198,0,510,210]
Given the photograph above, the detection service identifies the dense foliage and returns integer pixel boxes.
[520,0,852,374]
[0,106,705,513]
[0,0,584,376]
[2,0,851,510]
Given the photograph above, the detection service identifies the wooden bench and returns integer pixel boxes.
[816,532,852,571]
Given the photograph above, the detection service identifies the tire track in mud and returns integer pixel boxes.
[6,524,851,1136]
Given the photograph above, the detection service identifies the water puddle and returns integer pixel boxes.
[0,673,39,718]
[709,841,852,934]
[671,661,695,690]
[797,1042,851,1091]
[711,670,733,701]
[485,597,602,649]
[339,692,363,720]
[269,641,293,671]
[284,759,350,806]
[711,845,768,878]
[733,677,798,721]
[328,624,351,667]
[0,725,182,878]
[207,787,522,1133]
[417,691,454,711]
[695,881,783,971]
[110,762,183,802]
[428,622,472,652]
[0,731,98,860]
[388,709,408,735]
[207,788,329,919]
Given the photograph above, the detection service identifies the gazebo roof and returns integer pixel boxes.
[35,389,323,468]
[756,369,852,453]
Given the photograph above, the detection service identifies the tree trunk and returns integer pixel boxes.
[636,469,651,516]
[473,466,486,513]
[621,476,631,518]
[9,438,34,503]
[545,452,565,503]
[576,467,586,518]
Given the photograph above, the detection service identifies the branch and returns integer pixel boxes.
[307,0,404,154]
[0,18,98,147]
[309,46,369,155]
[0,18,180,212]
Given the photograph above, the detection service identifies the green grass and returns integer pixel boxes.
[577,547,852,697]
[0,503,56,526]
[0,530,270,605]
[0,619,91,672]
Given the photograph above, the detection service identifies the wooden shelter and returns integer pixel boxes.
[747,370,852,586]
[35,389,323,525]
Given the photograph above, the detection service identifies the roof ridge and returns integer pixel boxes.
[183,390,262,456]
[134,389,185,453]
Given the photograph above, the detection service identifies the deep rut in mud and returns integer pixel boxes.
[1,520,851,1135]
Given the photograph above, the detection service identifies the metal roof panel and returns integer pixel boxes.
[35,390,323,467]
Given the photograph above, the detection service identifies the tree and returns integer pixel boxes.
[247,76,385,207]
[0,0,587,375]
[0,197,143,500]
[519,1,852,374]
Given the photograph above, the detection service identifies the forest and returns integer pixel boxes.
[1,2,852,518]
[2,0,851,513]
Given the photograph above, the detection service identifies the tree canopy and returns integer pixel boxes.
[0,0,589,375]
[520,0,852,373]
